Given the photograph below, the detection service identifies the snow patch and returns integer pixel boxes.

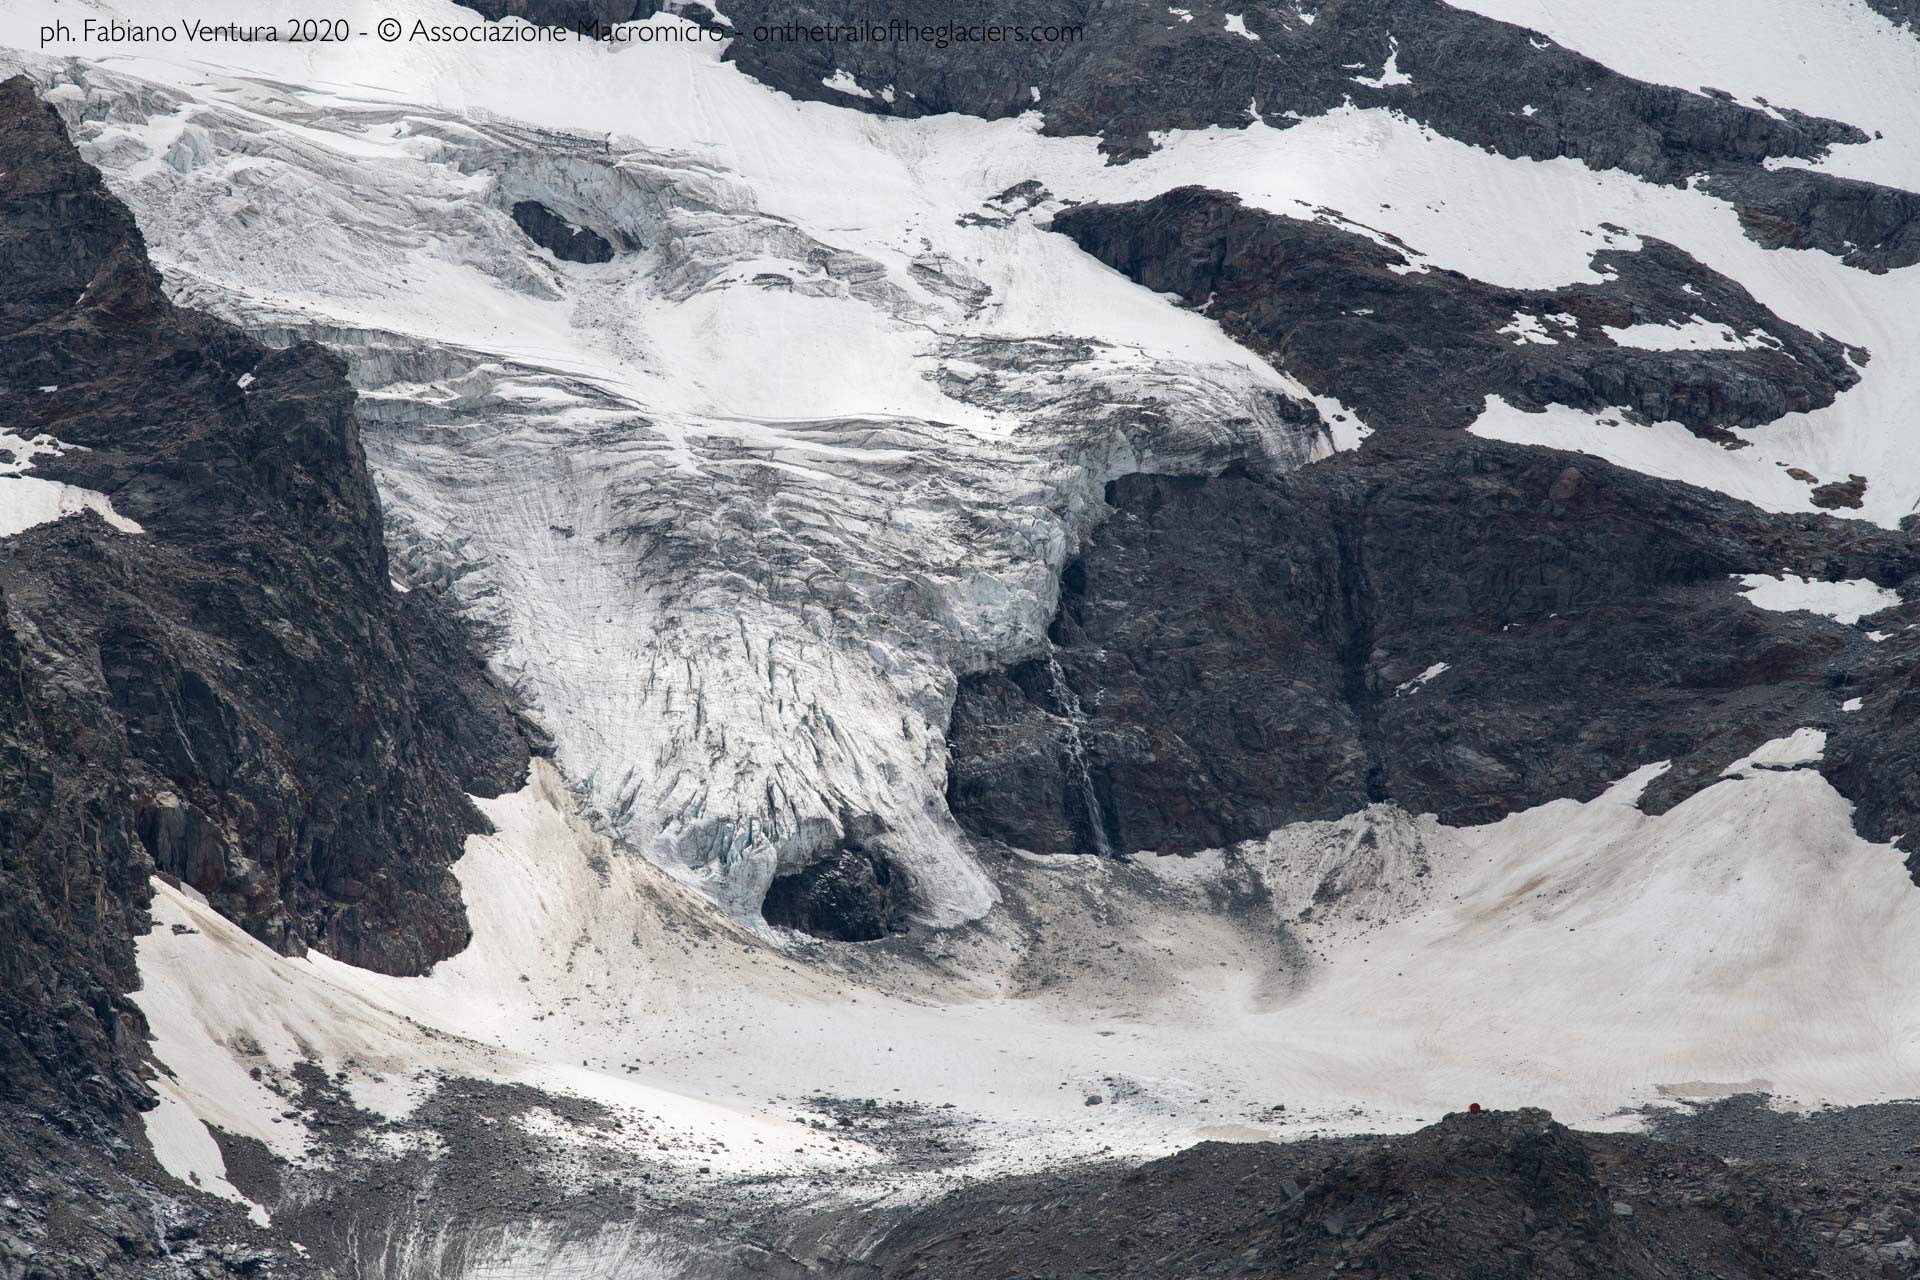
[128,744,1920,1204]
[1721,728,1827,775]
[1735,572,1901,625]
[1497,311,1558,345]
[142,1080,272,1226]
[0,476,144,538]
[1351,38,1413,89]
[1605,315,1769,351]
[820,69,894,104]
[1394,661,1450,695]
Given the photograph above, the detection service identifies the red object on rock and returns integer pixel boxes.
[1468,1103,1483,1114]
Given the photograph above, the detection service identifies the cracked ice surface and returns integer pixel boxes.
[3,34,1331,924]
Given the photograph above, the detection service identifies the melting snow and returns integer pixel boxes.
[1605,315,1769,351]
[1351,38,1413,89]
[131,749,1920,1198]
[1224,13,1260,40]
[1497,311,1558,345]
[142,1080,272,1226]
[1735,572,1901,624]
[1394,661,1450,694]
[1721,727,1827,775]
[0,476,144,538]
[0,428,143,537]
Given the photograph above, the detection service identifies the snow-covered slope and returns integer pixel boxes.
[132,740,1920,1244]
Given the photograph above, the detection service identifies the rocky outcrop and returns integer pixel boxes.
[0,71,533,1141]
[866,1107,1915,1278]
[1708,166,1920,274]
[1812,473,1870,509]
[1052,187,1858,437]
[948,435,1918,857]
[511,199,616,264]
[1866,0,1920,35]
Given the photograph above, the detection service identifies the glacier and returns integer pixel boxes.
[6,0,1920,1270]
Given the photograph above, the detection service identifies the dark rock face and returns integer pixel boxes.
[1053,187,1857,436]
[948,436,1917,857]
[866,1108,1908,1278]
[0,591,153,1123]
[511,199,616,264]
[0,73,539,1278]
[762,824,910,941]
[1811,473,1870,509]
[1821,594,1920,884]
[1708,165,1920,274]
[1866,0,1920,34]
[0,72,532,1136]
[717,0,1852,171]
[948,656,1116,857]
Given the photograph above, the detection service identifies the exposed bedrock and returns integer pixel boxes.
[1052,186,1860,436]
[1707,166,1920,275]
[1866,0,1920,35]
[947,435,1919,859]
[0,73,532,1054]
[866,1107,1915,1279]
[712,0,1855,172]
[730,0,1917,271]
[0,71,542,1274]
[511,199,617,264]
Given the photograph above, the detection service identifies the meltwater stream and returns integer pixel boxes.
[1045,648,1112,857]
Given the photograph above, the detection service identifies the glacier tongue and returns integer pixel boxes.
[8,49,1329,925]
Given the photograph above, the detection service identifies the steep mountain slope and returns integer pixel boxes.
[951,436,1920,857]
[3,0,1920,1276]
[0,73,529,1274]
[870,1108,1920,1278]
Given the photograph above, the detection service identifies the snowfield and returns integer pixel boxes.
[6,0,1920,1257]
[1735,570,1904,623]
[135,745,1920,1226]
[0,427,145,536]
